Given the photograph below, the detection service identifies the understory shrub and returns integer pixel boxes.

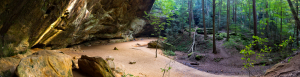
[223,39,239,49]
[163,50,176,56]
[219,33,227,38]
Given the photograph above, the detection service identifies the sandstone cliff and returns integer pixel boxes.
[0,0,154,52]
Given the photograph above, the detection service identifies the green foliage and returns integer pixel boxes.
[239,36,294,72]
[163,50,176,56]
[176,39,192,52]
[195,55,204,60]
[288,57,292,63]
[219,33,227,38]
[188,52,193,58]
[274,36,294,58]
[160,67,172,72]
[206,40,213,49]
[240,36,272,70]
[223,39,239,49]
[216,36,223,40]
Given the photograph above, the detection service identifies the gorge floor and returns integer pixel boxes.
[56,38,249,77]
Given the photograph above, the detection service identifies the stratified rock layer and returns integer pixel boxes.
[0,0,154,51]
[16,50,73,77]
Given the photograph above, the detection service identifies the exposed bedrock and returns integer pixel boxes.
[0,0,155,51]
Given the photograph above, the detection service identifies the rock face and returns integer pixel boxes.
[0,57,20,77]
[0,50,33,77]
[264,53,300,77]
[0,0,155,51]
[78,55,115,77]
[16,50,73,77]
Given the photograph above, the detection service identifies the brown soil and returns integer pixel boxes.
[58,37,245,77]
[171,31,271,76]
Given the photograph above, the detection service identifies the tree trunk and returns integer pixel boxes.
[213,0,217,54]
[227,0,230,41]
[203,0,207,39]
[219,0,222,32]
[280,0,283,42]
[287,0,300,31]
[297,0,299,46]
[253,0,258,50]
[266,1,269,38]
[249,0,251,30]
[234,0,237,33]
[191,0,194,30]
[189,0,192,37]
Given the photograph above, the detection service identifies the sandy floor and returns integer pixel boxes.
[66,38,246,77]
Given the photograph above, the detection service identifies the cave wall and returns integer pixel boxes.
[0,0,155,51]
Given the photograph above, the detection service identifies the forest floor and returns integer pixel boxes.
[54,37,246,77]
[171,33,272,76]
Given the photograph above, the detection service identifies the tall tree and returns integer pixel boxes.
[281,0,283,42]
[253,0,258,50]
[189,0,192,37]
[253,0,257,37]
[297,0,299,46]
[218,0,222,32]
[287,0,300,31]
[227,0,230,41]
[266,0,269,38]
[234,0,237,33]
[235,0,237,24]
[203,0,207,39]
[213,0,217,54]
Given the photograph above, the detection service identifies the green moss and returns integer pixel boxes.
[188,52,192,58]
[195,55,204,60]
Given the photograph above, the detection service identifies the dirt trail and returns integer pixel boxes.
[70,38,245,77]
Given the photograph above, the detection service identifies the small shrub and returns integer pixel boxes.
[163,50,176,56]
[216,36,223,40]
[223,39,238,49]
[176,40,192,52]
[219,33,227,38]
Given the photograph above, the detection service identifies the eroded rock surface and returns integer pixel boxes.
[16,50,73,77]
[0,0,155,50]
[264,53,300,77]
[78,55,115,77]
[0,57,20,77]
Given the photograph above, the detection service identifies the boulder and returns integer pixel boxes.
[148,41,162,48]
[0,50,33,77]
[16,50,73,77]
[78,55,115,77]
[0,57,20,77]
